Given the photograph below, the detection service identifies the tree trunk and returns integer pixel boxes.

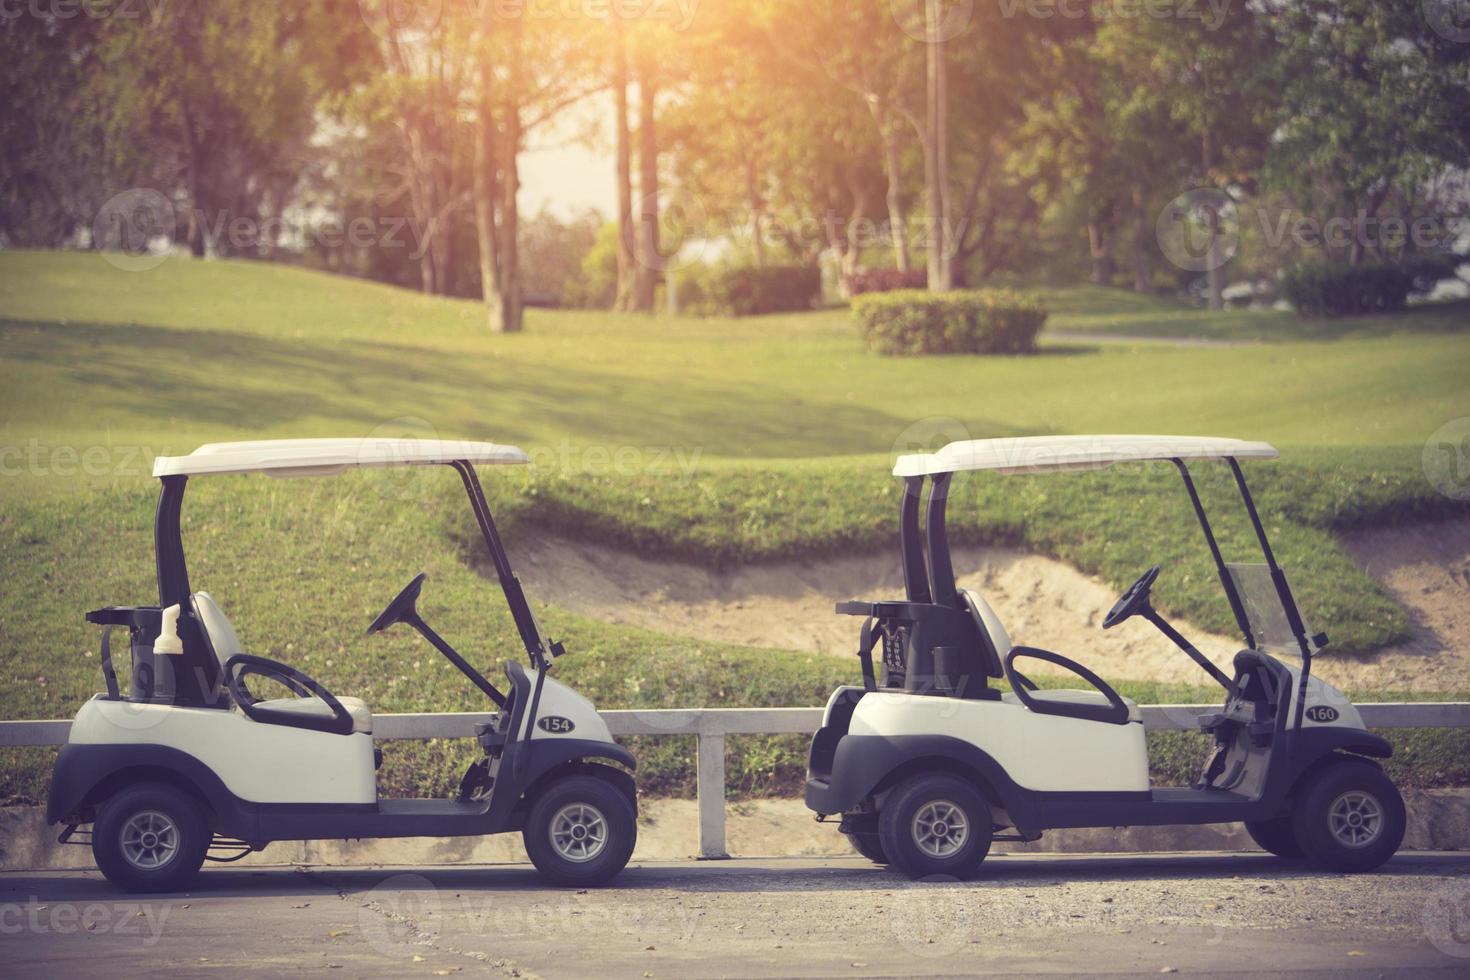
[633,73,659,313]
[1201,128,1223,310]
[612,21,635,312]
[882,124,911,272]
[745,158,766,267]
[1087,221,1114,286]
[472,16,505,333]
[924,0,950,291]
[498,24,524,332]
[1131,182,1151,294]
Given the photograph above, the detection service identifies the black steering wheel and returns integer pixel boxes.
[1102,565,1161,630]
[368,572,427,635]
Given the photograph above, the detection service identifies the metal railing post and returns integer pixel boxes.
[696,729,730,859]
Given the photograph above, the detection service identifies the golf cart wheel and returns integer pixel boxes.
[523,774,637,886]
[1290,758,1405,873]
[92,782,210,893]
[1244,815,1304,859]
[842,830,888,865]
[877,773,992,880]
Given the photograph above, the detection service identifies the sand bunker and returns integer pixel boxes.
[516,516,1470,694]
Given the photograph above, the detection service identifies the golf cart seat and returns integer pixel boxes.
[192,591,373,734]
[961,589,1141,724]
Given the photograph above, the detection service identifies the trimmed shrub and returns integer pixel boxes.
[706,265,820,316]
[1281,261,1415,317]
[849,267,928,295]
[854,288,1047,356]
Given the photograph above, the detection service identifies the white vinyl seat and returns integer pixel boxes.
[962,588,1141,723]
[193,591,372,734]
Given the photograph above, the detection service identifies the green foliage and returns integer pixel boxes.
[566,221,621,309]
[705,265,821,317]
[849,268,928,295]
[1282,262,1414,317]
[854,289,1048,356]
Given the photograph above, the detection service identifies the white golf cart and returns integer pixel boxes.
[806,435,1405,878]
[49,438,638,892]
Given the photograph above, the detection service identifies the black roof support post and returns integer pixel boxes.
[900,476,932,603]
[1171,459,1255,649]
[451,460,551,670]
[925,472,959,608]
[1226,457,1315,732]
[155,475,191,608]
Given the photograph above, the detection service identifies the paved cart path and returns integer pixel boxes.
[3,854,1469,977]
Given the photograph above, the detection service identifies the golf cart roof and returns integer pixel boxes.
[153,438,530,478]
[894,435,1278,477]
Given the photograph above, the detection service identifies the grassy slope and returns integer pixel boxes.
[2,251,1468,798]
[1037,282,1470,341]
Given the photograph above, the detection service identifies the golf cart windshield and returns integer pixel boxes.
[1225,563,1317,657]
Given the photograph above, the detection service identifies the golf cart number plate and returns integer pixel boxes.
[537,716,575,734]
[1305,705,1339,723]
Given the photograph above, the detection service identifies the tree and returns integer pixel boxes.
[1267,0,1470,266]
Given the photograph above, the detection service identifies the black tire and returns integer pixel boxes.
[1290,758,1405,873]
[877,773,992,880]
[843,830,888,865]
[523,774,637,886]
[1245,815,1304,859]
[92,782,210,893]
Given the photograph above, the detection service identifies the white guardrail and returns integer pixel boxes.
[4,703,1468,859]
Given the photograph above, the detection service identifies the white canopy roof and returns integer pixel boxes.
[153,438,530,478]
[893,435,1278,477]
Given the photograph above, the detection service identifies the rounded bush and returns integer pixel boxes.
[853,288,1047,356]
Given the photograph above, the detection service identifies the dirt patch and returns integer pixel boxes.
[518,518,1470,693]
[518,538,1243,686]
[1335,515,1470,692]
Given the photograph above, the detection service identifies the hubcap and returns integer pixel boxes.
[120,810,180,871]
[549,803,608,863]
[911,800,969,858]
[1328,790,1384,849]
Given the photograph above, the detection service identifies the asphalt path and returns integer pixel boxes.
[4,853,1470,977]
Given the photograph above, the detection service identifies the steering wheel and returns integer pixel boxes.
[1102,565,1161,630]
[367,572,427,635]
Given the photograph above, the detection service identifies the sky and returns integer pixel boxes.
[517,93,617,222]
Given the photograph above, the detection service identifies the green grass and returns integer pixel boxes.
[1029,281,1470,342]
[1,250,1468,800]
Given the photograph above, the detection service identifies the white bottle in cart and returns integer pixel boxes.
[153,603,183,655]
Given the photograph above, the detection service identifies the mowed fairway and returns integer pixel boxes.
[1,249,1468,800]
[1,250,1467,469]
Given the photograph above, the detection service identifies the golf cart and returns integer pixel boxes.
[806,435,1405,878]
[48,438,638,892]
